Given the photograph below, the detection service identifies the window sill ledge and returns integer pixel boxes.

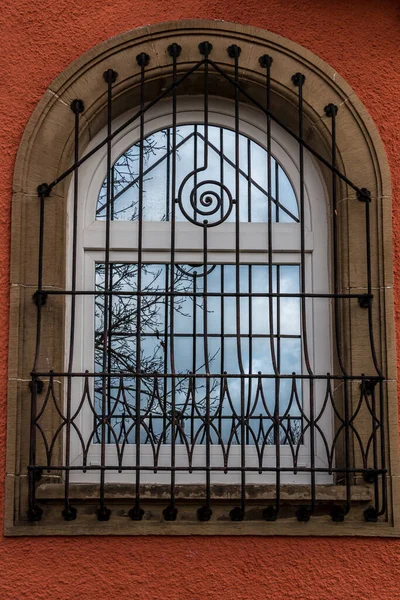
[36,482,373,503]
[6,477,394,537]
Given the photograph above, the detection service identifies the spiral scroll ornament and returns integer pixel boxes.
[177,178,235,226]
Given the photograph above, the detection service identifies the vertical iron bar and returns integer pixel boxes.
[97,68,117,521]
[266,61,282,519]
[219,129,225,443]
[260,54,280,521]
[28,180,49,521]
[220,128,224,220]
[107,168,115,445]
[129,53,149,521]
[162,265,169,444]
[32,182,49,368]
[166,128,171,221]
[246,264,252,444]
[194,124,198,223]
[197,40,213,521]
[191,272,197,446]
[371,385,379,512]
[163,43,182,521]
[202,47,209,170]
[292,72,316,521]
[246,140,252,443]
[27,376,42,521]
[163,129,171,443]
[361,188,383,377]
[219,265,225,441]
[197,224,212,521]
[277,266,281,374]
[169,47,178,520]
[362,188,385,518]
[326,104,346,374]
[275,163,279,223]
[364,192,379,517]
[247,137,251,222]
[324,103,351,520]
[106,264,114,445]
[62,99,84,521]
[378,381,387,516]
[228,44,245,522]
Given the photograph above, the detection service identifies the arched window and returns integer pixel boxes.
[70,97,330,498]
[6,21,397,535]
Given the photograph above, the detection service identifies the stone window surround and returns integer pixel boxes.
[5,19,399,536]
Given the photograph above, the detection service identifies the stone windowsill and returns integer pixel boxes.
[36,482,373,503]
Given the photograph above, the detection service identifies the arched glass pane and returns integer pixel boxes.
[96,125,298,224]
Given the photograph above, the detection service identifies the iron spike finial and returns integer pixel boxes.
[198,41,213,56]
[324,103,338,118]
[103,69,118,84]
[292,72,306,87]
[136,52,150,67]
[167,43,182,58]
[259,54,273,68]
[70,99,85,114]
[227,44,241,59]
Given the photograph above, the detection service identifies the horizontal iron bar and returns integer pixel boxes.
[45,415,303,421]
[37,289,373,300]
[99,332,302,339]
[31,371,384,381]
[28,465,387,474]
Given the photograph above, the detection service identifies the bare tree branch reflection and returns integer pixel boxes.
[95,263,220,444]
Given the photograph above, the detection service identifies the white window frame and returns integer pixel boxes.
[67,97,332,485]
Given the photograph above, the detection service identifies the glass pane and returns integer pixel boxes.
[94,263,301,446]
[96,125,298,223]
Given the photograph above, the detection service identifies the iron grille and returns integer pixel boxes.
[28,41,387,524]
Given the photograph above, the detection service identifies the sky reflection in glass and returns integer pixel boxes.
[94,263,302,445]
[96,125,298,224]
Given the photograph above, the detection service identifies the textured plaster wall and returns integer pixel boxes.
[0,1,400,599]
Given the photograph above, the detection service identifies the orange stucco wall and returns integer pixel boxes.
[1,1,400,598]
